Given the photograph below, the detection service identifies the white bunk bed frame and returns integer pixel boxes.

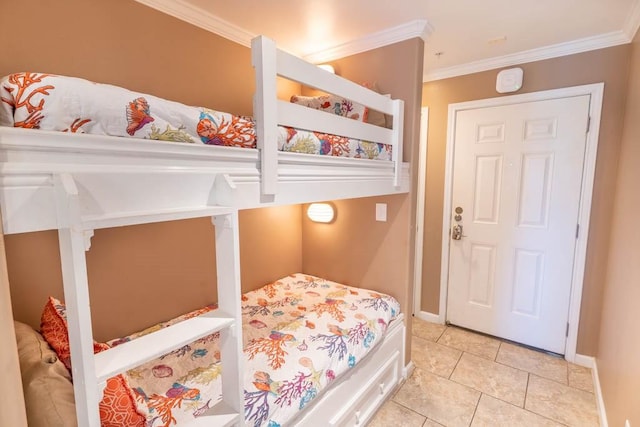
[0,36,409,426]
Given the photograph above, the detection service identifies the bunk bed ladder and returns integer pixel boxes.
[53,173,245,426]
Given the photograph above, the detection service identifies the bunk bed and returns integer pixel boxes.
[1,36,410,426]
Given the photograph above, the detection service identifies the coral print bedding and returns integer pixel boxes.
[0,72,391,160]
[41,274,400,427]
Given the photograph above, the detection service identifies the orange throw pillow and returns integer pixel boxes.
[40,297,145,426]
[100,375,145,427]
[40,297,110,370]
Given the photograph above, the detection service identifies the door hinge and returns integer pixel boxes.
[566,322,570,337]
[575,224,580,239]
[586,116,591,134]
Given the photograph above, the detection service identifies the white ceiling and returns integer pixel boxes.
[139,0,640,81]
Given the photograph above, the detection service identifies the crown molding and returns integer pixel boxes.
[136,2,431,62]
[424,30,631,82]
[623,0,640,40]
[135,0,255,47]
[304,20,433,64]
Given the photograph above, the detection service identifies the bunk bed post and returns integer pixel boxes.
[392,99,405,188]
[53,174,101,427]
[251,35,279,199]
[212,211,245,425]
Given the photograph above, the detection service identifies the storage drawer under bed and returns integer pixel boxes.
[294,317,405,427]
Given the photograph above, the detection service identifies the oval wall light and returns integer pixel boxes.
[307,203,335,223]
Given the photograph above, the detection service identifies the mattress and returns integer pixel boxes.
[102,273,400,427]
[0,72,392,161]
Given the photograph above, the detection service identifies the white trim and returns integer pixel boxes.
[565,83,604,363]
[438,103,457,325]
[624,0,640,41]
[416,310,442,324]
[134,0,255,48]
[134,2,431,63]
[424,30,630,82]
[574,355,609,427]
[402,361,416,380]
[304,20,433,64]
[573,353,595,369]
[413,107,429,316]
[439,84,605,362]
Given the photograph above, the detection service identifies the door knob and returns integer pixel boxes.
[452,224,466,240]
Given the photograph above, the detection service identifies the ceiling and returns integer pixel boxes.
[138,0,640,81]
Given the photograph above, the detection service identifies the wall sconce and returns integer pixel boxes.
[317,64,335,74]
[307,203,335,223]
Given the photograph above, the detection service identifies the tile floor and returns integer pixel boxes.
[368,318,600,427]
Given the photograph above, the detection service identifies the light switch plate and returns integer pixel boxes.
[376,203,387,222]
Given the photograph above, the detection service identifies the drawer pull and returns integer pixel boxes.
[379,383,385,394]
[355,410,361,425]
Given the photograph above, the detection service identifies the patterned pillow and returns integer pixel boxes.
[40,297,145,427]
[290,94,368,122]
[40,297,110,370]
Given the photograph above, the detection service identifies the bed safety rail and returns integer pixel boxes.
[252,35,404,198]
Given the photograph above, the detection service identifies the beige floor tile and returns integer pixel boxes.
[437,327,501,360]
[368,400,426,427]
[471,394,564,427]
[424,420,445,427]
[412,317,447,342]
[525,375,599,427]
[412,335,462,378]
[450,353,528,407]
[497,342,568,384]
[394,368,480,427]
[568,363,594,393]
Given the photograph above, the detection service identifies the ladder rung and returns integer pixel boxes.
[187,401,240,427]
[95,311,235,383]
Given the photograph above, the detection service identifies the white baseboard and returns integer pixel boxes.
[415,310,443,324]
[575,354,608,427]
[573,353,595,368]
[402,361,415,380]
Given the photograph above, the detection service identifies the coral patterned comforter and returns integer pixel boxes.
[106,273,401,427]
[0,72,392,161]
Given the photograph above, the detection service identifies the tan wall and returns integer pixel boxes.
[421,45,631,355]
[302,38,425,364]
[596,30,640,427]
[239,206,303,293]
[7,205,303,342]
[0,0,306,341]
[0,0,301,113]
[0,0,255,115]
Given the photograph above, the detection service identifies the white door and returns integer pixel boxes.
[446,95,590,354]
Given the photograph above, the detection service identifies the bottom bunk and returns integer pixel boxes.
[15,273,406,427]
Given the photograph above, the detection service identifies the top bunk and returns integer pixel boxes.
[0,36,409,235]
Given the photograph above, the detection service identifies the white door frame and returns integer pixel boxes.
[413,107,429,317]
[439,83,604,362]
